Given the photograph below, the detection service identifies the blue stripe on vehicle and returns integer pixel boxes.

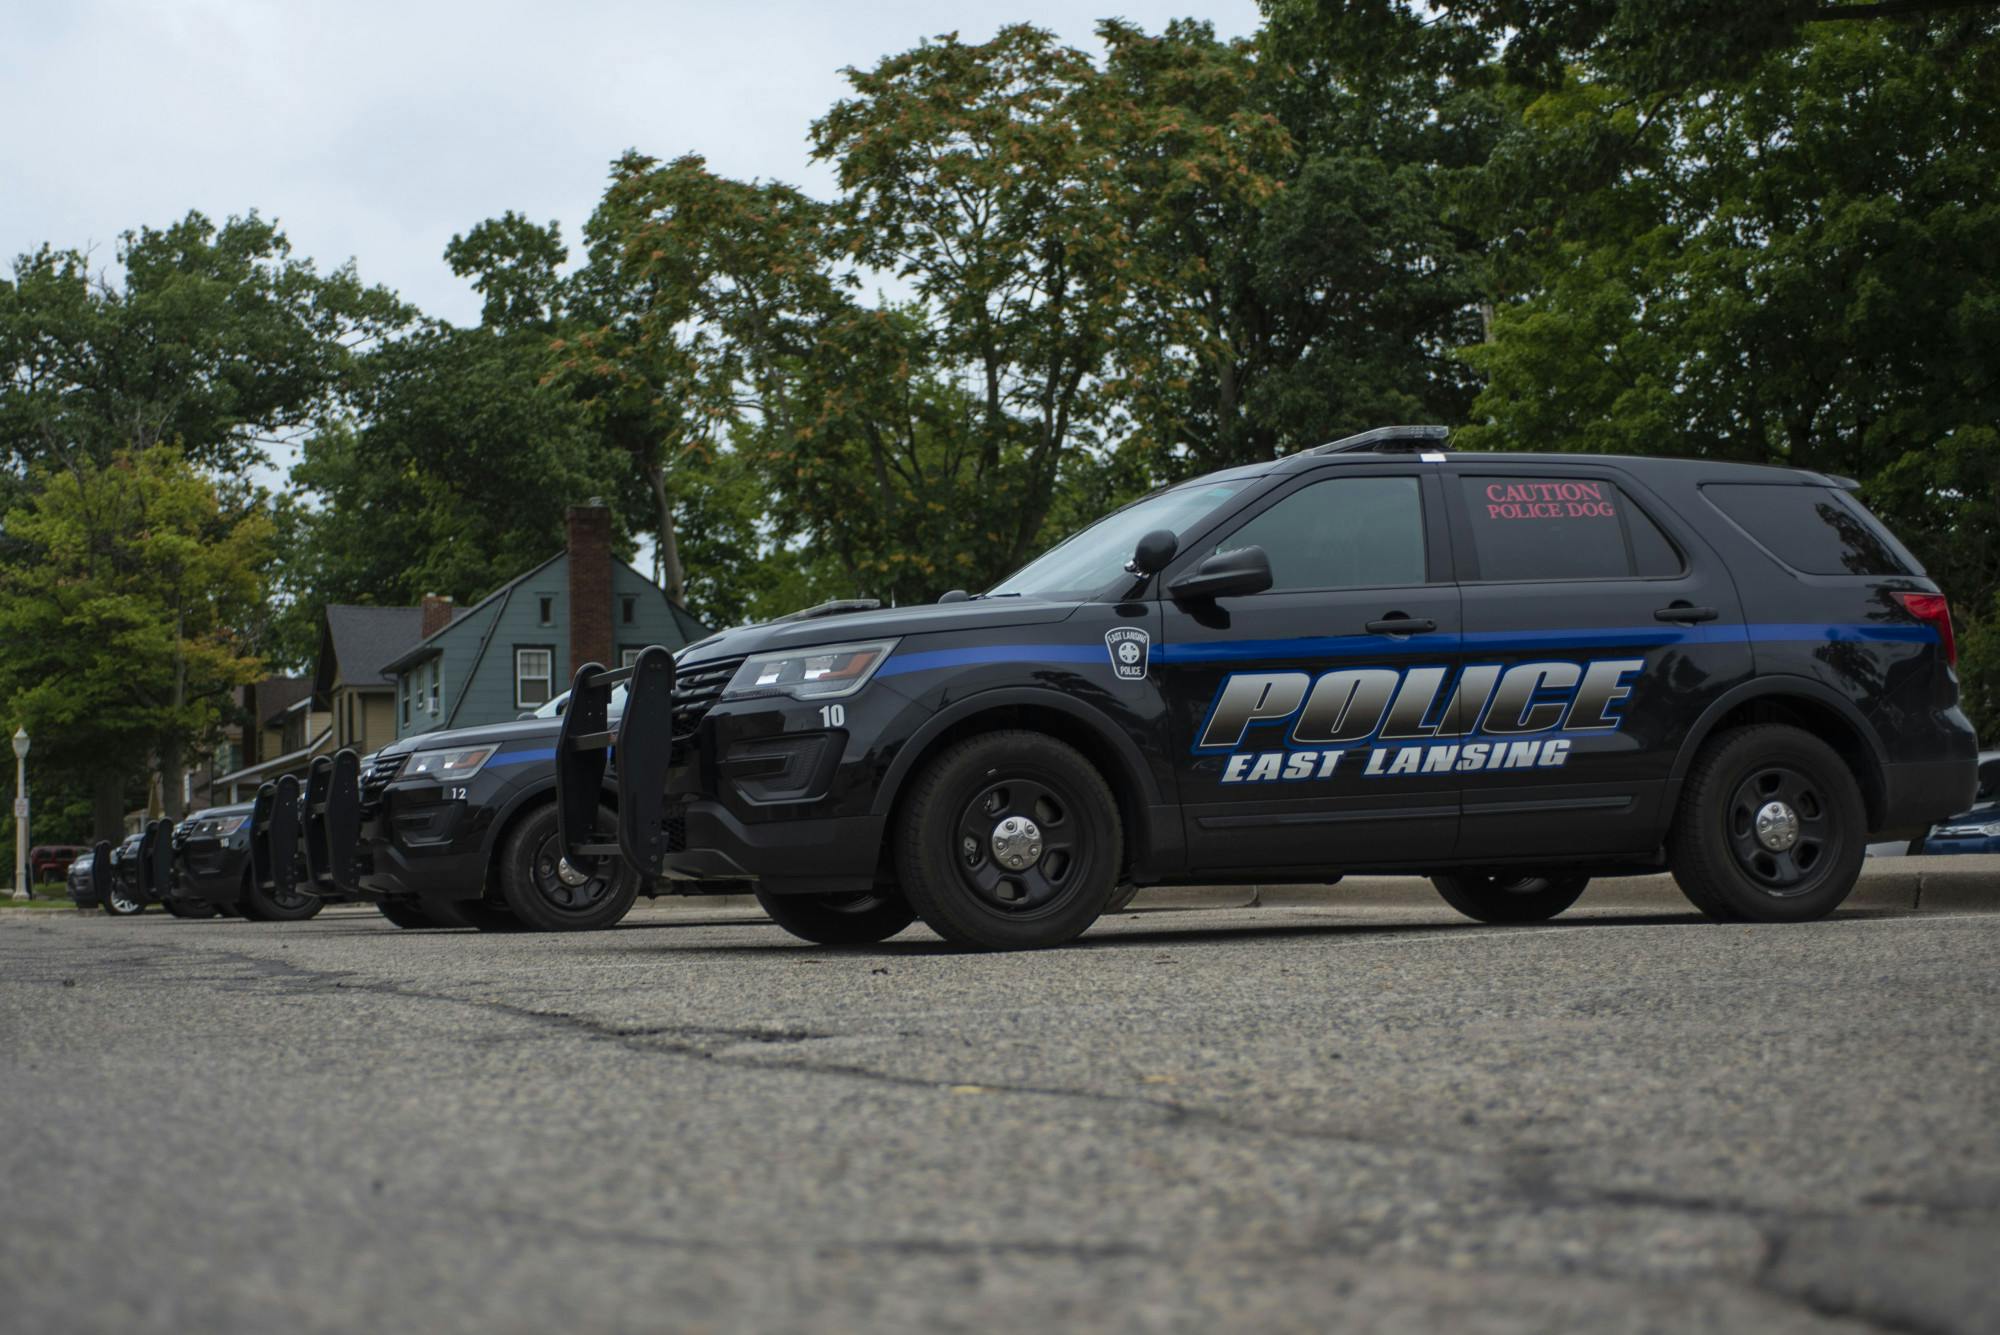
[486,747,557,768]
[876,643,1104,678]
[876,623,1937,676]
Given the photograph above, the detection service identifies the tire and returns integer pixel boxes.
[894,730,1122,950]
[495,801,641,932]
[163,896,220,920]
[240,874,325,923]
[1105,882,1142,914]
[102,883,145,916]
[755,887,916,945]
[1668,724,1867,923]
[1431,872,1588,924]
[376,899,438,929]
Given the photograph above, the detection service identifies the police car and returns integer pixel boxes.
[556,426,1978,951]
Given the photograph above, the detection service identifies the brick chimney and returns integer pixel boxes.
[567,499,613,671]
[419,593,454,640]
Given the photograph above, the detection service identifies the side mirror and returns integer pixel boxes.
[1167,546,1273,602]
[1977,757,2000,802]
[1125,529,1179,577]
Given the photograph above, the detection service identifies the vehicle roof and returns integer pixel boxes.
[1262,448,1848,487]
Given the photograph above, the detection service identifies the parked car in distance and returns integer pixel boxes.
[29,843,86,884]
[561,426,1977,950]
[171,803,259,916]
[101,831,149,916]
[64,846,100,909]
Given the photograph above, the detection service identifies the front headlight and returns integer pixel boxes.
[724,639,899,701]
[404,745,497,780]
[214,814,249,836]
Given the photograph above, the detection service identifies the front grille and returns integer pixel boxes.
[361,753,407,803]
[670,656,743,764]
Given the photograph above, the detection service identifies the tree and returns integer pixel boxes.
[0,447,273,832]
[1100,18,1495,479]
[812,25,1134,570]
[0,211,408,501]
[1460,14,2000,728]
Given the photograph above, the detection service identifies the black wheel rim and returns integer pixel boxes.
[272,884,313,911]
[1725,765,1834,896]
[1489,876,1554,896]
[951,774,1089,917]
[530,832,615,914]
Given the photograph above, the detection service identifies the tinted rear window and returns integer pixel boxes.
[1459,477,1683,581]
[1702,484,1912,576]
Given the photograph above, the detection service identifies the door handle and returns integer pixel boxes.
[1366,617,1438,635]
[1654,603,1718,624]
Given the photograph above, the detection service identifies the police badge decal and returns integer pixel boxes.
[1105,626,1150,682]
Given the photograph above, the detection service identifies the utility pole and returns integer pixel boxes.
[12,727,29,901]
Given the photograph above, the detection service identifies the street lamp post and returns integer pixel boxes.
[12,727,29,901]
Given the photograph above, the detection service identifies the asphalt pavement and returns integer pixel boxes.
[3,887,1997,1334]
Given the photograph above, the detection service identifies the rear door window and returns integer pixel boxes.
[1702,484,1914,576]
[1458,476,1683,581]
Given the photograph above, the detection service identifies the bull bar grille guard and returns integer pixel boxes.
[248,747,363,900]
[556,645,677,878]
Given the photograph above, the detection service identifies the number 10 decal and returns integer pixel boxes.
[818,704,846,728]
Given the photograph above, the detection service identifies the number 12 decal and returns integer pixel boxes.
[818,704,846,728]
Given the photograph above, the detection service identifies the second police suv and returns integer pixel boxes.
[517,425,1978,951]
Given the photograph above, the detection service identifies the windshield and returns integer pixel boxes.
[988,480,1254,601]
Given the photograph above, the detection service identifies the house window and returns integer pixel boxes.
[621,595,637,626]
[430,661,442,715]
[621,646,644,669]
[399,675,410,727]
[538,595,555,626]
[515,647,554,708]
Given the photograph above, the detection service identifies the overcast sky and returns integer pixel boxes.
[2,0,1261,326]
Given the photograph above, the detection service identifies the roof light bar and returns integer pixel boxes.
[1309,425,1451,456]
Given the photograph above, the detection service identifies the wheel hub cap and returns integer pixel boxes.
[555,856,591,887]
[1754,800,1800,852]
[990,816,1043,871]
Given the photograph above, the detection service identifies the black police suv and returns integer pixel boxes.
[556,425,1977,952]
[242,777,331,922]
[308,690,640,932]
[169,802,273,918]
[64,845,104,911]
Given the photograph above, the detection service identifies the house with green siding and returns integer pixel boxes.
[382,503,707,740]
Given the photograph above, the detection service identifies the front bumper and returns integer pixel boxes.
[655,801,885,894]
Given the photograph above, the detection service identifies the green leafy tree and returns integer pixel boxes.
[0,447,274,833]
[0,211,407,498]
[1461,15,2000,728]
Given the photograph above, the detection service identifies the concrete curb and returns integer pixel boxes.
[1129,856,1999,915]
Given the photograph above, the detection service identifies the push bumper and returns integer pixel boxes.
[555,647,883,896]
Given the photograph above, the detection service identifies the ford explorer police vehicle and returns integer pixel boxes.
[553,426,1976,951]
[303,689,640,932]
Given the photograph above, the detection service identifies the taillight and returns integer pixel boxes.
[1893,591,1956,666]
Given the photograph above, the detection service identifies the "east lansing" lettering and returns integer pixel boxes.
[1200,658,1644,784]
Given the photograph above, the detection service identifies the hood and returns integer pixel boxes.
[681,597,1082,666]
[189,803,254,821]
[376,716,561,760]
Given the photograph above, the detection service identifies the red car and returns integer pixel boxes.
[29,844,86,884]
